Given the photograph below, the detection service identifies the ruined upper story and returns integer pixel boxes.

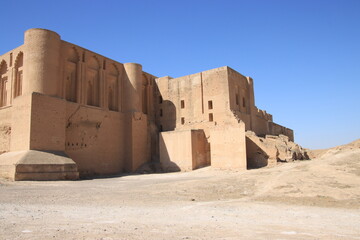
[0,28,156,116]
[154,66,293,140]
[0,28,294,141]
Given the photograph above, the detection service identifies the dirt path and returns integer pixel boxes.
[0,148,360,239]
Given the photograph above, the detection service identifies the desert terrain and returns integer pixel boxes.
[0,140,359,240]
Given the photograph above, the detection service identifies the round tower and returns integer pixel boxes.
[23,28,61,96]
[123,63,142,112]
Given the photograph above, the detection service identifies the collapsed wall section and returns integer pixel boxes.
[227,67,253,130]
[246,131,308,169]
[226,67,293,141]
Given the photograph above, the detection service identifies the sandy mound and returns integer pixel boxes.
[308,138,360,159]
[139,146,360,208]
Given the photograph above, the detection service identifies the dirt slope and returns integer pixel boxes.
[0,139,359,239]
[308,138,360,159]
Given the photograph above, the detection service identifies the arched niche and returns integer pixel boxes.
[14,52,23,98]
[141,73,149,114]
[86,56,100,107]
[0,60,8,107]
[65,47,79,102]
[107,63,119,111]
[87,56,100,70]
[67,47,79,63]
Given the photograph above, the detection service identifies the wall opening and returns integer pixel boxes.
[208,100,213,109]
[0,61,8,107]
[209,113,213,122]
[107,63,119,111]
[160,109,163,117]
[108,87,115,111]
[87,82,93,105]
[14,52,23,98]
[159,95,163,104]
[86,56,100,107]
[142,85,148,114]
[242,97,246,108]
[181,100,185,109]
[181,117,185,125]
[0,77,7,107]
[65,48,79,102]
[236,94,239,105]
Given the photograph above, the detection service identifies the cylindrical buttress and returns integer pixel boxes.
[23,28,61,96]
[123,63,142,112]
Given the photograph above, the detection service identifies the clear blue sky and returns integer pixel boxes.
[1,0,359,149]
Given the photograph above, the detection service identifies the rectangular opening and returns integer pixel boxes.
[236,94,239,105]
[181,100,185,109]
[209,113,213,122]
[242,97,246,108]
[159,96,163,104]
[159,125,163,132]
[160,109,163,117]
[10,53,13,67]
[208,100,213,109]
[181,117,185,125]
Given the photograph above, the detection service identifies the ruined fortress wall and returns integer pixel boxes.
[65,103,128,176]
[29,93,66,151]
[155,66,232,132]
[225,67,293,140]
[160,129,210,171]
[0,28,152,176]
[200,67,232,125]
[60,40,125,110]
[10,94,32,151]
[226,67,277,137]
[155,67,249,170]
[268,122,294,141]
[58,37,151,175]
[210,123,247,170]
[227,67,252,130]
[160,130,195,171]
[251,109,270,136]
[0,28,297,178]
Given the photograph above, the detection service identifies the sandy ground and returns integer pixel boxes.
[0,144,359,239]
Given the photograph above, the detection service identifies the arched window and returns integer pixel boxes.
[0,60,8,107]
[86,56,100,107]
[142,74,148,114]
[14,52,23,98]
[106,63,119,111]
[87,81,93,106]
[65,48,79,102]
[108,86,114,110]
